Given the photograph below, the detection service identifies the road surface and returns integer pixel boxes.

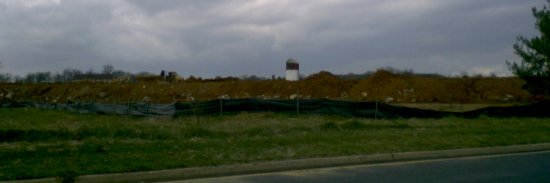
[162,151,550,183]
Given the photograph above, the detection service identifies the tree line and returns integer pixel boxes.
[0,64,141,83]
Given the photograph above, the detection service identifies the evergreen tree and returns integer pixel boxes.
[508,1,550,98]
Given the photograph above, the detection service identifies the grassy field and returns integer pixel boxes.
[1,108,550,181]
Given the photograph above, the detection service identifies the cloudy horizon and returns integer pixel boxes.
[0,0,543,78]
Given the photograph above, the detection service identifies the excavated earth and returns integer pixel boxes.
[0,71,532,104]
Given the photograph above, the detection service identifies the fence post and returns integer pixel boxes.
[296,88,300,115]
[127,100,131,116]
[220,99,223,117]
[296,97,300,115]
[146,101,149,117]
[375,100,378,120]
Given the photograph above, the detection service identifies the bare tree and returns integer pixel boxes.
[60,68,82,82]
[103,64,114,74]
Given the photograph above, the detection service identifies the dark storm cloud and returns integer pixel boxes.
[0,0,543,77]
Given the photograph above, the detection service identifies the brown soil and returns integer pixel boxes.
[0,70,532,104]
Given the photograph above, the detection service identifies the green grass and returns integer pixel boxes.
[2,108,550,180]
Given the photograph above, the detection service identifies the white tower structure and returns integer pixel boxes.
[285,58,299,81]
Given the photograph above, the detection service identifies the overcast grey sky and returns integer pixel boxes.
[0,0,543,77]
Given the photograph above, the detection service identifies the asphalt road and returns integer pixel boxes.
[162,151,550,183]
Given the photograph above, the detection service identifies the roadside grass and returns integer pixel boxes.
[1,108,550,180]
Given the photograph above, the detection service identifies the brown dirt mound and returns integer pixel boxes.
[0,71,532,104]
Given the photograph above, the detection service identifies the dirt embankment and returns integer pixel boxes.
[0,70,531,104]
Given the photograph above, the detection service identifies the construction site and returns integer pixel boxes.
[0,69,532,105]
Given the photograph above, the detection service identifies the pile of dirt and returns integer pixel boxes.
[0,70,532,104]
[350,70,530,103]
